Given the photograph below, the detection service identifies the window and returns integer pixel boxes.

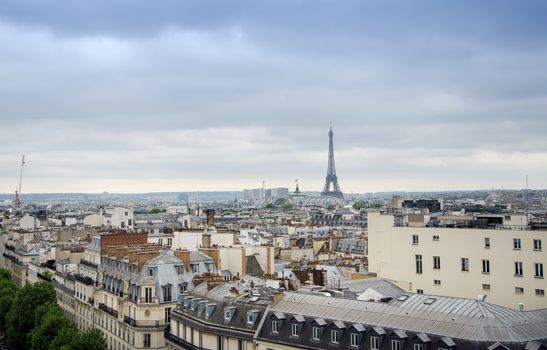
[192,265,199,274]
[163,285,172,302]
[533,239,542,251]
[224,310,231,320]
[536,289,545,296]
[330,330,340,344]
[432,235,439,241]
[271,320,279,334]
[412,235,419,245]
[370,336,380,350]
[482,284,491,291]
[482,259,490,274]
[513,238,521,250]
[433,279,441,286]
[515,287,524,294]
[312,327,321,341]
[179,283,188,293]
[461,258,469,271]
[391,340,400,350]
[144,287,152,303]
[148,268,154,277]
[416,289,424,294]
[484,237,490,248]
[416,255,423,274]
[165,307,171,322]
[424,297,437,305]
[143,334,151,348]
[535,263,544,278]
[514,261,523,276]
[291,323,300,337]
[350,333,359,347]
[414,344,424,350]
[167,238,172,246]
[176,265,184,275]
[433,256,441,269]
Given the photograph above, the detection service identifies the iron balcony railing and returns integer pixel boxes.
[98,303,118,318]
[164,332,203,350]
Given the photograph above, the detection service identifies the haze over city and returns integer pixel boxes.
[1,1,547,193]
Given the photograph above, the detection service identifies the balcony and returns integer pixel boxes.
[74,274,94,286]
[122,316,164,328]
[80,259,99,269]
[123,316,136,326]
[37,272,52,282]
[98,303,118,318]
[165,332,203,350]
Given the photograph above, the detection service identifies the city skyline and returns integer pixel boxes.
[1,1,547,193]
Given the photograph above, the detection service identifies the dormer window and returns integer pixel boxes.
[205,304,216,319]
[330,330,340,344]
[175,265,185,275]
[224,307,236,322]
[291,323,300,336]
[197,301,207,315]
[246,310,259,326]
[179,283,188,293]
[162,285,172,302]
[148,268,154,277]
[272,320,280,334]
[312,326,322,341]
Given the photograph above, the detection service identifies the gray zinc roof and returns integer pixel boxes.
[268,292,547,342]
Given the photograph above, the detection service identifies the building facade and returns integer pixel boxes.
[368,212,547,310]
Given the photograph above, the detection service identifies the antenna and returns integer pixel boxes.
[14,155,25,205]
[525,175,529,217]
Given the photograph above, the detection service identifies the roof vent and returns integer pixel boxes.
[477,294,487,302]
[518,303,525,312]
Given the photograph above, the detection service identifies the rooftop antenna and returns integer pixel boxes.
[525,175,529,217]
[14,155,25,205]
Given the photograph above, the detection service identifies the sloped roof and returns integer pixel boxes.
[268,292,547,342]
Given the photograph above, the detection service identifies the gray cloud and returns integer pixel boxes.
[1,1,547,193]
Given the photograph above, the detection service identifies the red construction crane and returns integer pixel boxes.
[14,155,25,205]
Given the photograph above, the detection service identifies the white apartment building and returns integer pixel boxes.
[103,207,134,230]
[368,211,547,310]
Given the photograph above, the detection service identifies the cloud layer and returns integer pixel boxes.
[1,1,547,193]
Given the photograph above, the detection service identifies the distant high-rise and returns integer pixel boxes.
[321,128,344,199]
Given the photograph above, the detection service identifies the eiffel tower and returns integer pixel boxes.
[321,127,344,199]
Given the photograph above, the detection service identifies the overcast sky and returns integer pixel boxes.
[1,1,547,194]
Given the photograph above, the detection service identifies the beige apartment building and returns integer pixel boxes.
[368,211,546,310]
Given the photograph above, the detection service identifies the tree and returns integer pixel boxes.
[0,268,16,332]
[70,328,106,350]
[49,326,80,350]
[6,281,57,349]
[30,303,71,350]
[352,201,367,210]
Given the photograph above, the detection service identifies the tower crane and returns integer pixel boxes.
[14,155,25,205]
